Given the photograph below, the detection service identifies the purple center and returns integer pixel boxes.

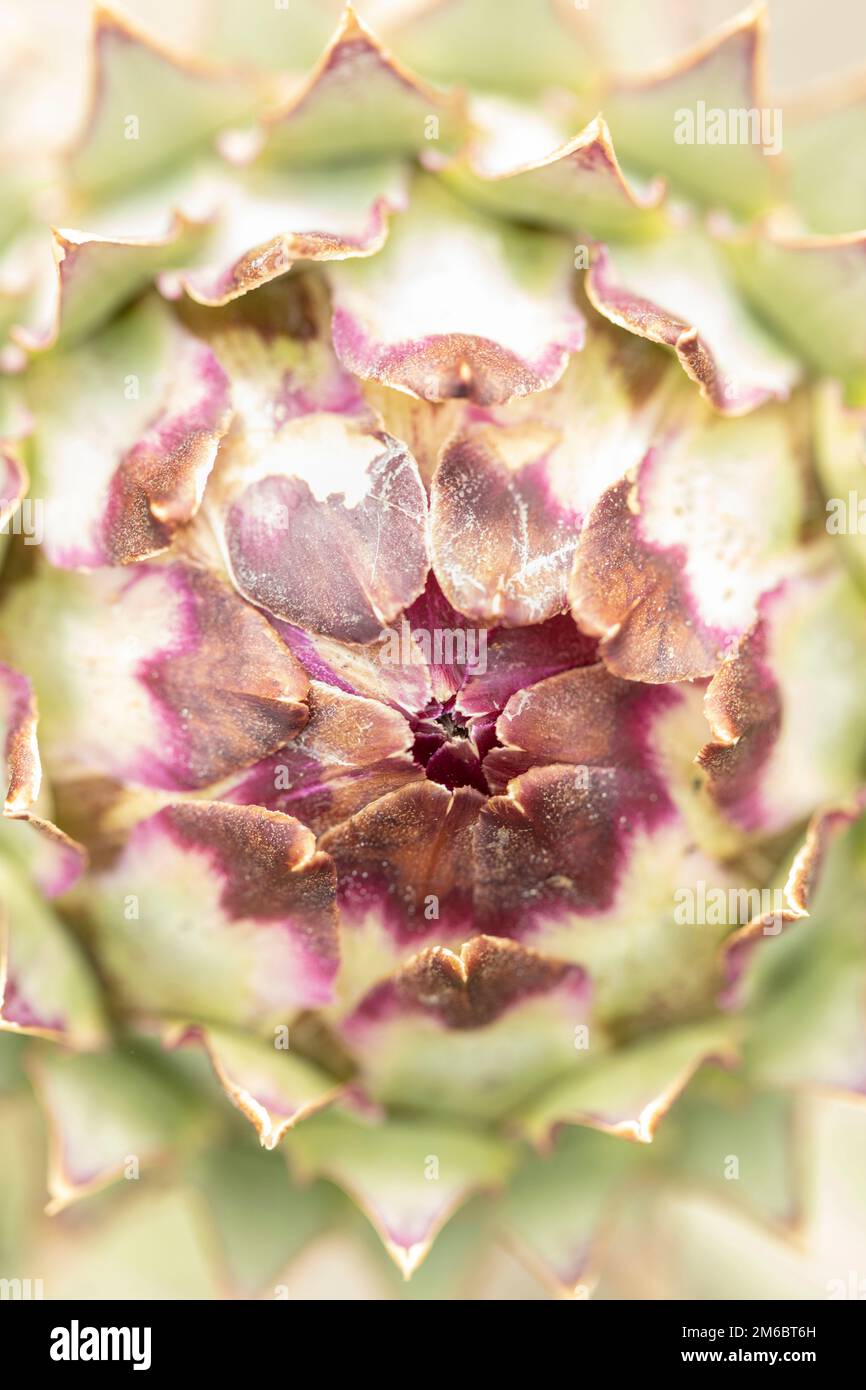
[410,701,495,796]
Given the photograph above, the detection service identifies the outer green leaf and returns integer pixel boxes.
[516,1018,739,1147]
[285,1108,514,1277]
[604,5,779,218]
[32,1047,199,1213]
[191,1143,333,1297]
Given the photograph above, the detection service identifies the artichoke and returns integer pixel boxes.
[1,0,866,1301]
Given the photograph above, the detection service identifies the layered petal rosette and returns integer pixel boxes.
[1,0,866,1303]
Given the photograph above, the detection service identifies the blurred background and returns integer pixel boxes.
[2,0,866,167]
